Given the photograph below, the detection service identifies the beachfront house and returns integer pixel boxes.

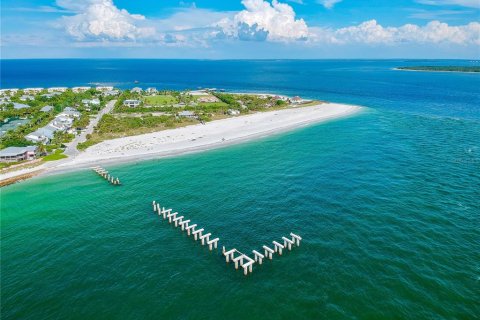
[0,89,19,96]
[146,87,158,95]
[178,110,196,119]
[25,127,56,144]
[96,86,114,92]
[23,88,44,94]
[290,96,303,104]
[40,105,54,112]
[13,102,30,110]
[0,146,38,163]
[72,86,91,93]
[123,99,141,108]
[48,87,68,93]
[131,87,143,94]
[102,89,120,97]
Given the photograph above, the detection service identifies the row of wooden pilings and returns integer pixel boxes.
[93,166,121,185]
[152,200,302,276]
[152,200,220,251]
[222,233,302,276]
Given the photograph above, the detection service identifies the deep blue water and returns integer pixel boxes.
[1,60,479,319]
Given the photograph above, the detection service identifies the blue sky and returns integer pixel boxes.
[1,0,479,58]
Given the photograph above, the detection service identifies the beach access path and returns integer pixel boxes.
[64,99,116,157]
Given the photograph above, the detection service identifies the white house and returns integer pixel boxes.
[25,127,56,144]
[41,92,61,99]
[146,87,158,95]
[48,87,68,93]
[23,88,44,94]
[72,86,91,93]
[0,89,19,96]
[123,99,141,107]
[60,107,81,118]
[0,146,38,162]
[96,86,114,92]
[20,95,35,101]
[131,87,143,94]
[82,98,100,106]
[102,89,120,97]
[50,116,73,130]
[290,96,303,104]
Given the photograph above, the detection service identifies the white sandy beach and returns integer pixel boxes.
[1,102,362,181]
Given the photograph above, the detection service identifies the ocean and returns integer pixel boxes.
[1,60,479,319]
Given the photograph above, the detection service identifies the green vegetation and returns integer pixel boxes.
[43,149,67,161]
[78,113,191,148]
[0,88,110,149]
[144,94,177,105]
[2,88,318,152]
[397,66,480,73]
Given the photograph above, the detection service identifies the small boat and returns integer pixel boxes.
[134,80,139,84]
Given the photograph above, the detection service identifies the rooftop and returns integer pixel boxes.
[0,146,37,157]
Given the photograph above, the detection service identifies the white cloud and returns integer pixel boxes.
[416,0,480,8]
[318,0,343,9]
[313,20,480,45]
[56,0,155,41]
[217,0,309,41]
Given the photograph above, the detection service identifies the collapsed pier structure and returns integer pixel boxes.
[151,200,302,276]
[92,166,121,185]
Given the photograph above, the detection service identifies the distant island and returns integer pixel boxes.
[396,66,480,73]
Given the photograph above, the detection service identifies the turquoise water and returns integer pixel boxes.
[1,60,480,319]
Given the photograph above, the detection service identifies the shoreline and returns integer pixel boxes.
[1,102,363,183]
[393,67,480,74]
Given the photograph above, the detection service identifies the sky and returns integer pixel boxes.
[1,0,479,59]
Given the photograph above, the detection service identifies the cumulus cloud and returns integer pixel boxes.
[318,0,343,9]
[217,0,309,41]
[56,0,155,41]
[312,20,480,45]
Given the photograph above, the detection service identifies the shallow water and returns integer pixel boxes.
[1,60,479,319]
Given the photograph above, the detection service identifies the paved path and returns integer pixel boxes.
[64,100,116,157]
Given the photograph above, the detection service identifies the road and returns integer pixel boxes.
[64,99,116,157]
